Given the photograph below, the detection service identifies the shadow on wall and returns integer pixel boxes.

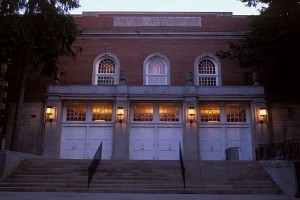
[0,150,41,179]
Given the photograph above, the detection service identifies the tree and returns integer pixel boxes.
[217,0,300,102]
[0,0,81,151]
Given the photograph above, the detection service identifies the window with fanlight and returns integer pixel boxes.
[144,54,170,85]
[194,54,221,86]
[93,53,120,85]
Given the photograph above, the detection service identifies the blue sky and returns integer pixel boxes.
[70,0,263,15]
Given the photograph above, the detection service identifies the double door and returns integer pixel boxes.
[199,127,225,160]
[130,126,182,160]
[199,127,251,160]
[60,126,113,159]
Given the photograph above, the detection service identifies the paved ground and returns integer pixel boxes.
[0,192,298,200]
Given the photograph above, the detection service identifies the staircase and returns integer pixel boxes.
[184,160,282,194]
[0,158,282,194]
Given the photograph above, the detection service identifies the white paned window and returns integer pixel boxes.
[92,104,113,122]
[64,103,114,123]
[96,58,116,85]
[146,57,168,85]
[226,104,247,122]
[132,103,181,123]
[133,104,154,122]
[197,58,218,86]
[200,105,221,122]
[66,104,87,121]
[159,104,180,122]
[199,103,248,124]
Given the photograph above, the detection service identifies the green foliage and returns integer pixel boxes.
[217,0,300,102]
[0,0,81,77]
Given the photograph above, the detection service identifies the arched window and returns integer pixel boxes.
[144,53,170,85]
[194,54,221,86]
[93,53,120,85]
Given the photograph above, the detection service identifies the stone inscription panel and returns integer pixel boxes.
[114,17,201,27]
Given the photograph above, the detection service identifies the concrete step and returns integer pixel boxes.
[0,187,281,194]
[0,158,282,194]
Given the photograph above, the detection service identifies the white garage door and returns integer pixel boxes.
[130,102,183,160]
[199,127,251,160]
[199,127,225,160]
[226,127,251,160]
[130,127,155,160]
[198,103,252,160]
[61,126,113,159]
[158,127,182,160]
[130,127,182,160]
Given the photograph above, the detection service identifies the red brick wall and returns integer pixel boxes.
[21,12,252,101]
[57,38,250,86]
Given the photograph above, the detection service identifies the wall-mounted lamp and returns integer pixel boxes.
[259,107,267,123]
[117,107,124,123]
[45,106,54,122]
[188,107,196,123]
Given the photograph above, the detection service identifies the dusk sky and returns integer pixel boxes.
[70,0,263,15]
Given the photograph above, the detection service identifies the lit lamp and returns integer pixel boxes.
[117,107,124,123]
[259,107,267,124]
[45,106,54,122]
[188,106,195,123]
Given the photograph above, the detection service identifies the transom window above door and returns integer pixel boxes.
[226,104,247,122]
[199,103,248,123]
[133,104,154,121]
[92,104,113,122]
[64,103,113,122]
[66,104,87,121]
[132,103,181,122]
[159,105,180,122]
[200,104,220,122]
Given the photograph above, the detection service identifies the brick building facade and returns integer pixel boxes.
[5,12,298,161]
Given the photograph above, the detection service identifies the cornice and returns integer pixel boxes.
[79,31,248,39]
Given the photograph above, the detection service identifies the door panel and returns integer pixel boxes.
[130,128,143,160]
[226,127,251,160]
[142,129,156,160]
[61,127,75,159]
[199,128,225,160]
[73,128,86,159]
[130,127,155,160]
[88,127,113,159]
[158,127,182,160]
[210,130,224,160]
[61,127,86,159]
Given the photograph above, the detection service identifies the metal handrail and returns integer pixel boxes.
[87,142,102,188]
[179,142,186,189]
[256,139,300,161]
